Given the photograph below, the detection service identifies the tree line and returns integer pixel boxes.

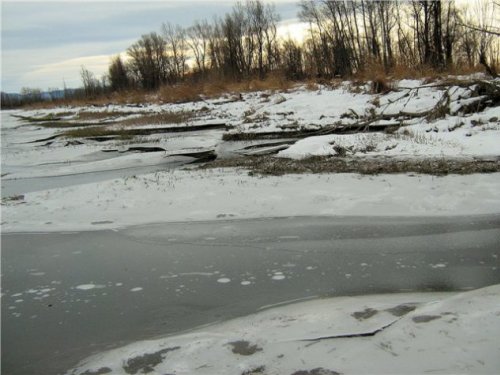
[2,0,498,108]
[297,0,499,78]
[105,0,498,92]
[106,0,282,92]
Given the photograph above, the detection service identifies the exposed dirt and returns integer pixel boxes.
[386,303,418,317]
[412,315,442,323]
[228,340,263,356]
[242,365,266,375]
[351,308,379,321]
[291,368,341,375]
[122,346,180,374]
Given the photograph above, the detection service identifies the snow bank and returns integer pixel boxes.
[68,284,500,375]
[2,169,500,233]
[278,106,500,160]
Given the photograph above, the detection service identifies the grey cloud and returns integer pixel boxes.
[1,1,298,92]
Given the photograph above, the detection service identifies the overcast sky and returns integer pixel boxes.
[1,1,300,93]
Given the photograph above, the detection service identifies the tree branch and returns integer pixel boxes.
[458,22,500,36]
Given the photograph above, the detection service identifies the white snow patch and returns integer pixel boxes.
[271,272,286,281]
[68,285,500,375]
[430,263,447,269]
[217,278,231,284]
[29,272,46,276]
[130,287,143,292]
[75,284,104,291]
[178,272,214,277]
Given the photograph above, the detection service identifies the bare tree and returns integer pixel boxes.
[208,17,225,72]
[127,32,169,89]
[243,0,281,77]
[299,0,334,78]
[187,20,212,75]
[280,38,304,80]
[468,0,498,76]
[162,23,188,82]
[80,66,101,98]
[442,1,460,66]
[219,4,249,78]
[105,0,498,91]
[263,2,280,72]
[20,87,43,103]
[108,55,130,91]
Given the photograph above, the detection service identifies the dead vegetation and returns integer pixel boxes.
[75,110,135,121]
[62,126,121,139]
[23,75,294,110]
[201,155,500,176]
[157,74,293,104]
[118,111,194,126]
[12,113,74,123]
[60,122,228,139]
[1,195,25,205]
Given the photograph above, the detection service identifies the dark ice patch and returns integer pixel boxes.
[242,365,266,374]
[216,213,236,218]
[291,368,341,375]
[441,312,458,323]
[386,303,418,317]
[412,315,441,323]
[91,221,114,225]
[123,346,180,374]
[351,308,378,321]
[228,340,263,356]
[81,368,112,375]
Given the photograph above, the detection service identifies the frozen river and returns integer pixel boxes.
[2,215,500,375]
[0,111,202,197]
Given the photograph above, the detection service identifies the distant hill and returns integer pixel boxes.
[1,88,78,108]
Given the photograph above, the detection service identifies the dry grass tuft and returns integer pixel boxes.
[157,74,294,104]
[371,76,393,94]
[157,84,203,103]
[62,126,114,138]
[119,111,193,126]
[76,110,134,121]
[354,61,486,88]
[305,80,319,91]
[201,155,500,176]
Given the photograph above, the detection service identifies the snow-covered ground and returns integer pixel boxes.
[68,284,500,375]
[5,76,500,161]
[1,76,500,233]
[278,104,499,159]
[2,169,500,233]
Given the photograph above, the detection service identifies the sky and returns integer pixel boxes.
[1,1,301,93]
